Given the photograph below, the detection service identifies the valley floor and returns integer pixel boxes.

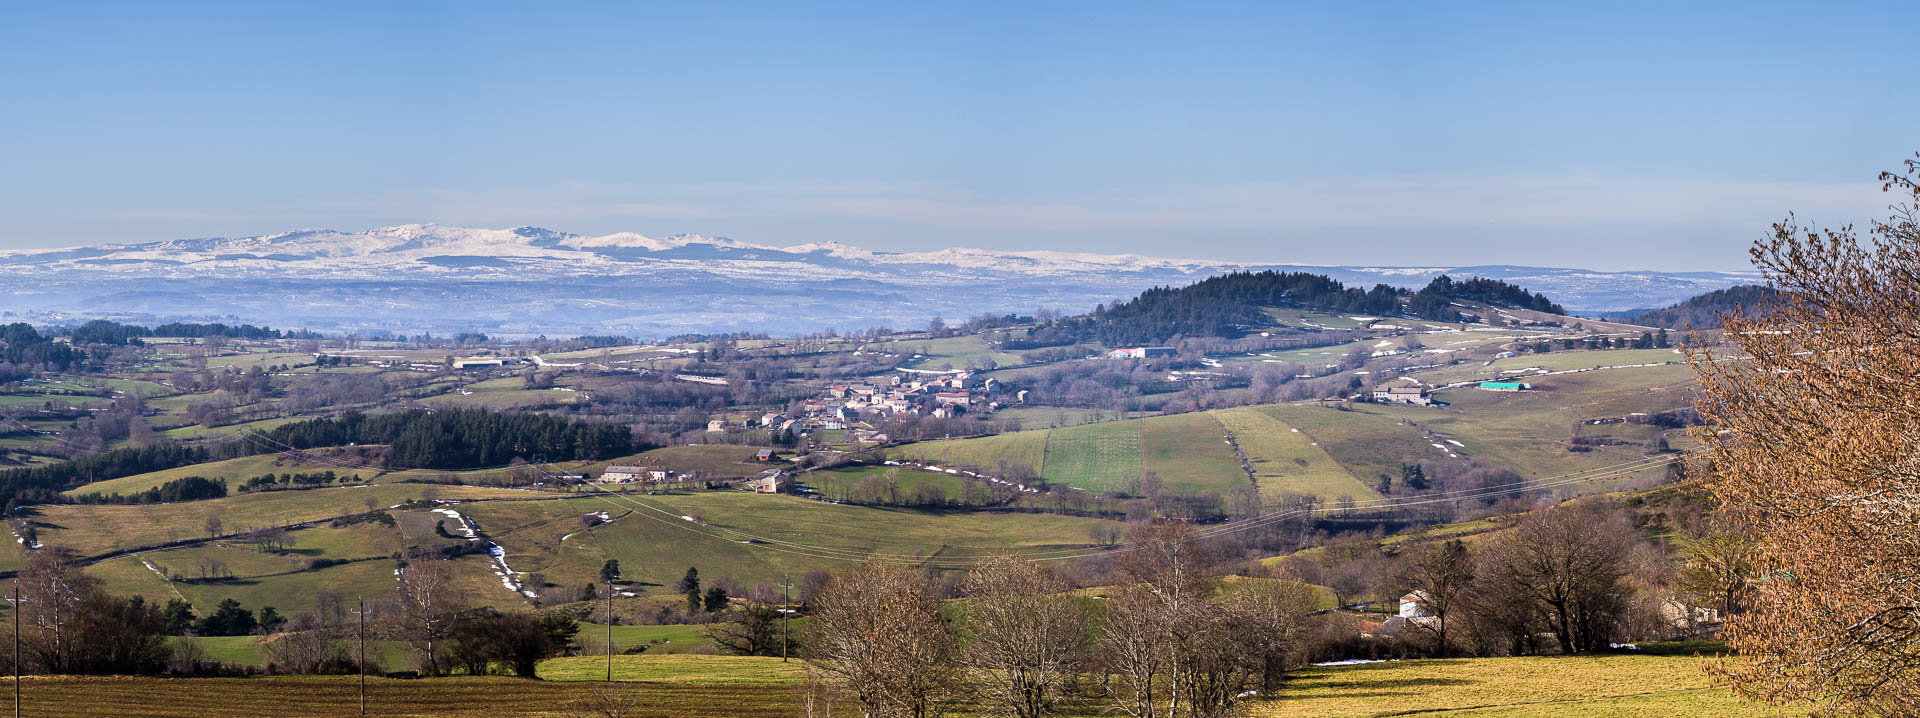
[10,648,1779,717]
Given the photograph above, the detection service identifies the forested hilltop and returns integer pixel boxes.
[1625,285,1776,329]
[1063,271,1564,345]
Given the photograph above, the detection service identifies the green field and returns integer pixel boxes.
[1251,650,1768,717]
[461,492,1123,592]
[1261,307,1373,329]
[63,454,375,497]
[1139,412,1250,494]
[987,406,1118,429]
[892,429,1049,474]
[1040,421,1143,493]
[893,406,1398,502]
[798,465,970,502]
[889,335,1027,370]
[1255,403,1455,492]
[0,649,1776,717]
[33,483,533,556]
[159,415,309,440]
[422,376,585,410]
[1,662,804,717]
[1212,407,1379,502]
[1416,347,1689,386]
[584,445,770,479]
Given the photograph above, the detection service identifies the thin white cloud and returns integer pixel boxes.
[777,174,1887,231]
[57,173,1891,251]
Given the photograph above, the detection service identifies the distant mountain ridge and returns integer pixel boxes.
[0,224,1759,335]
[1621,285,1778,329]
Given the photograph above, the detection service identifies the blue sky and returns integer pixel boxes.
[3,1,1913,270]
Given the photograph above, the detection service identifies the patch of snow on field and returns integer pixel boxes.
[1313,658,1399,666]
[431,508,479,540]
[488,544,537,599]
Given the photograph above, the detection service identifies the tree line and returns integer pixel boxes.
[258,409,641,470]
[66,320,306,345]
[70,475,227,505]
[0,407,637,505]
[0,323,84,374]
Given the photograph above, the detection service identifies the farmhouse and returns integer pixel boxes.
[934,391,972,406]
[1399,590,1441,629]
[452,357,519,369]
[1106,346,1177,360]
[747,469,790,493]
[600,465,646,483]
[707,419,728,432]
[1479,381,1531,391]
[1373,386,1433,405]
[755,449,775,462]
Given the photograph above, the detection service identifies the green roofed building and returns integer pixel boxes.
[1479,381,1530,391]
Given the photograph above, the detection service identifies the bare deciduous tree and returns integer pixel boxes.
[1475,500,1637,655]
[17,547,98,673]
[1393,539,1473,656]
[1098,521,1312,718]
[1674,522,1756,625]
[957,553,1087,718]
[385,554,461,676]
[806,561,955,718]
[1692,153,1920,713]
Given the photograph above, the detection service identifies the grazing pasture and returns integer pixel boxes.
[1210,407,1379,503]
[1040,420,1143,493]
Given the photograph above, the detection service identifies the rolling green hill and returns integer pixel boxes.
[891,360,1692,503]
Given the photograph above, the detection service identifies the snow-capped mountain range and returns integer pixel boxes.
[0,224,1759,336]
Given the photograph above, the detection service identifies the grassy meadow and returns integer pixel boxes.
[0,649,1779,717]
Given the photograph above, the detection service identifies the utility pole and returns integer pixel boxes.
[605,579,614,682]
[350,596,367,716]
[6,582,23,718]
[781,573,791,662]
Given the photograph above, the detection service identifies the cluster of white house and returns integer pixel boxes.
[794,370,1009,424]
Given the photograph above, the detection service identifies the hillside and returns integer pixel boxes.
[893,357,1691,506]
[1625,284,1778,329]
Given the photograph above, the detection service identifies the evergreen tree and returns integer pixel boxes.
[679,567,701,612]
[193,598,257,637]
[703,586,730,613]
[256,606,286,634]
[600,559,621,584]
[160,599,195,635]
[1402,463,1429,491]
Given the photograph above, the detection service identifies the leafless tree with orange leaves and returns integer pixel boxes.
[1692,152,1920,715]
